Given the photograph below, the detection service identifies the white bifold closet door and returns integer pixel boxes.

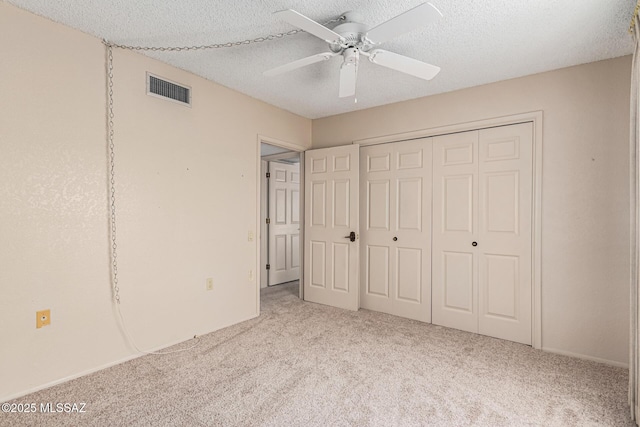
[360,139,432,322]
[268,161,300,286]
[432,122,533,345]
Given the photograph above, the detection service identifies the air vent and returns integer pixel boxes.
[146,73,191,106]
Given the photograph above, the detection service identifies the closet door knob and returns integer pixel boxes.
[393,237,398,241]
[472,241,478,247]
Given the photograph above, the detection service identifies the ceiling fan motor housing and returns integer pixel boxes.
[331,22,369,51]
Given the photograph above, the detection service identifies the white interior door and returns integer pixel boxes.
[268,161,300,285]
[304,145,359,311]
[260,160,268,288]
[432,123,533,345]
[360,139,432,322]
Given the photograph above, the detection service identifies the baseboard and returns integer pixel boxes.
[1,352,142,403]
[542,346,629,369]
[209,313,260,335]
[2,313,261,403]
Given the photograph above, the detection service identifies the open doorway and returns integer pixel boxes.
[260,142,302,299]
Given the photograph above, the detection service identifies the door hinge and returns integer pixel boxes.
[266,218,270,224]
[266,172,271,178]
[266,264,271,270]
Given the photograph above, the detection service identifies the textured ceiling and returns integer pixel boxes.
[6,0,635,119]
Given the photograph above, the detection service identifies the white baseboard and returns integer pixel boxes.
[5,318,622,403]
[1,313,261,403]
[543,346,629,369]
[1,352,142,403]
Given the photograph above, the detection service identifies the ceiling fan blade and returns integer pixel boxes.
[367,49,440,80]
[264,52,338,76]
[365,3,442,45]
[339,61,358,98]
[275,9,345,44]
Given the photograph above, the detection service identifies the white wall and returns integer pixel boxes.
[0,2,311,401]
[313,56,632,366]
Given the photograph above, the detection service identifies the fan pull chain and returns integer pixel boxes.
[101,14,344,356]
[102,16,345,51]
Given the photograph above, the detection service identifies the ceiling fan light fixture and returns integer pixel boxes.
[339,61,358,98]
[343,47,359,65]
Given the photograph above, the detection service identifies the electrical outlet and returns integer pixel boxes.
[36,309,51,329]
[248,231,254,242]
[206,278,214,291]
[249,269,254,282]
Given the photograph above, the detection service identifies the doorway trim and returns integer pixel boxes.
[256,135,305,314]
[353,111,544,350]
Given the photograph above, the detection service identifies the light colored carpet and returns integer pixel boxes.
[1,281,633,426]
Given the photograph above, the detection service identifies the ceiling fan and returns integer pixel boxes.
[264,3,443,99]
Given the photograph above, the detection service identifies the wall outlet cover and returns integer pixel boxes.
[36,309,51,328]
[206,278,214,291]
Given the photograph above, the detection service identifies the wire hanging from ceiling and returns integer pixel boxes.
[103,16,344,51]
[105,43,200,355]
[102,15,345,356]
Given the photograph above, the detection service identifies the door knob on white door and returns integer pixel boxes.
[472,241,478,246]
[344,231,356,242]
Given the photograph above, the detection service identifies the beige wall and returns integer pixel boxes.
[0,0,631,402]
[313,56,632,366]
[0,2,311,401]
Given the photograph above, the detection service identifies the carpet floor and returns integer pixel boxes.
[1,281,634,426]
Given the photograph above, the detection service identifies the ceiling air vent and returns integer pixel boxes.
[146,73,191,106]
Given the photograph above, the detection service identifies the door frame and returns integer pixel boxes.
[353,111,543,350]
[256,135,305,314]
[266,160,301,286]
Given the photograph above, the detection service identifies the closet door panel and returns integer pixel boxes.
[432,131,479,333]
[393,139,431,321]
[360,139,432,322]
[432,123,533,345]
[360,144,394,314]
[478,123,533,345]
